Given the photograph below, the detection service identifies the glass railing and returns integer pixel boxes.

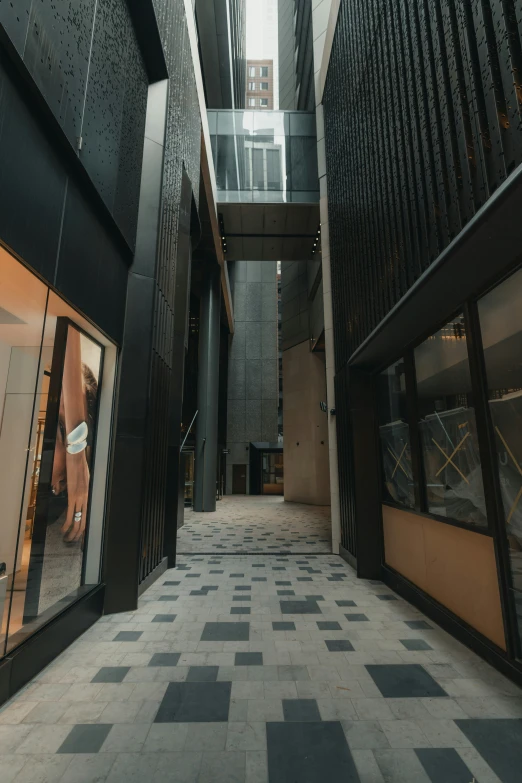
[208,110,319,203]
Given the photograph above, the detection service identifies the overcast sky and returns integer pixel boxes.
[246,0,279,106]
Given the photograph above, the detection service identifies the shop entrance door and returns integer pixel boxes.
[232,465,247,494]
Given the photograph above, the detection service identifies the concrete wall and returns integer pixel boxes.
[283,340,330,505]
[226,261,279,493]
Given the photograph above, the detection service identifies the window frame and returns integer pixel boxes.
[260,82,269,91]
[377,306,495,538]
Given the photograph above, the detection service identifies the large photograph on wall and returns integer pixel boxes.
[23,318,103,621]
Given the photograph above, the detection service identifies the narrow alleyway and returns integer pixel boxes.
[1,511,521,781]
[178,496,332,554]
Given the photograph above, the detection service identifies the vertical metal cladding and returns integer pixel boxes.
[139,0,201,583]
[323,0,522,553]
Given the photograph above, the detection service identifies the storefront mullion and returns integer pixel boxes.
[463,300,520,659]
[403,349,426,514]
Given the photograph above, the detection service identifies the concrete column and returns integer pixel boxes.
[311,0,342,554]
[194,264,221,511]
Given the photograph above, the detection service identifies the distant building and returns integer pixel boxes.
[246,59,274,109]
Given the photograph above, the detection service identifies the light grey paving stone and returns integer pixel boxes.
[198,751,246,783]
[226,722,267,751]
[379,720,431,749]
[18,724,71,754]
[100,723,150,753]
[342,720,391,749]
[60,752,117,782]
[183,722,228,751]
[351,749,386,783]
[142,723,189,752]
[246,750,268,783]
[106,753,160,783]
[0,754,28,782]
[22,701,69,724]
[374,748,432,782]
[0,701,39,725]
[152,752,202,782]
[14,754,74,783]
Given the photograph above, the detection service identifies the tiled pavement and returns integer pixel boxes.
[178,496,332,553]
[1,555,522,781]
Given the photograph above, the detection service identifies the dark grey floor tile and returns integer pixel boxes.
[91,667,130,683]
[277,590,295,596]
[455,718,522,783]
[280,601,322,615]
[231,606,251,614]
[158,596,179,602]
[297,577,313,582]
[376,594,398,601]
[405,620,432,630]
[336,600,356,607]
[415,748,475,783]
[345,614,368,622]
[58,724,112,754]
[149,653,181,667]
[235,586,251,591]
[325,640,355,652]
[233,595,251,601]
[164,581,180,585]
[152,614,176,623]
[276,581,292,586]
[305,595,325,601]
[366,664,447,698]
[201,622,250,641]
[282,699,322,722]
[252,577,267,582]
[185,574,201,578]
[266,721,360,783]
[186,666,219,682]
[155,681,231,723]
[400,639,432,651]
[210,570,224,574]
[317,622,342,631]
[273,622,296,631]
[235,652,263,666]
[114,631,142,642]
[230,574,244,577]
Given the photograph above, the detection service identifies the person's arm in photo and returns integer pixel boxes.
[61,328,90,543]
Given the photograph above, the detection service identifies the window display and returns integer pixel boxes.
[0,247,114,658]
[377,360,415,508]
[478,266,522,649]
[415,316,487,527]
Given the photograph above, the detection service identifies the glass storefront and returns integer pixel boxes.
[478,266,522,648]
[262,452,284,495]
[377,263,522,659]
[377,359,415,508]
[0,247,115,657]
[415,315,486,527]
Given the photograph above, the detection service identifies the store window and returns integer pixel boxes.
[249,66,256,77]
[260,82,269,90]
[260,98,268,107]
[260,66,269,77]
[248,98,256,107]
[478,267,522,636]
[248,82,256,91]
[377,360,415,508]
[414,315,486,527]
[0,247,115,657]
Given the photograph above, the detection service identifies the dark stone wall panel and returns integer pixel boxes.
[324,0,522,367]
[80,0,130,213]
[23,0,96,147]
[0,0,32,55]
[0,60,66,281]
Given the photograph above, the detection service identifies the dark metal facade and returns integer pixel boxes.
[323,0,522,553]
[138,0,201,584]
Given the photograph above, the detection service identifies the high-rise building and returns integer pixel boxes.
[278,0,315,111]
[246,59,274,109]
[194,0,246,108]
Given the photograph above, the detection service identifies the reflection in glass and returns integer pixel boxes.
[262,453,284,495]
[478,266,522,649]
[415,315,486,526]
[0,249,48,656]
[377,360,415,508]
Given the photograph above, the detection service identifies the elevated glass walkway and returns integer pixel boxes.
[207,110,319,260]
[208,110,319,204]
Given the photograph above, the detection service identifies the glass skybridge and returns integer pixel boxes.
[208,110,319,204]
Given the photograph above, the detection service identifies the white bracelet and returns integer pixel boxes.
[66,421,88,454]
